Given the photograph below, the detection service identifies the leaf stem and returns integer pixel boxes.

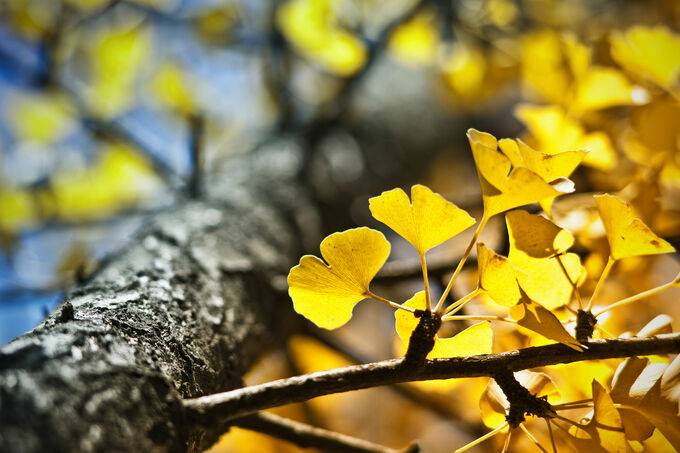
[519,424,549,453]
[434,216,488,313]
[441,315,517,324]
[501,428,513,453]
[546,419,557,453]
[366,292,416,313]
[453,422,508,453]
[585,256,615,312]
[593,280,675,317]
[419,252,432,312]
[441,287,482,316]
[556,254,582,310]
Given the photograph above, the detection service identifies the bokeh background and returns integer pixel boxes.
[1,0,680,451]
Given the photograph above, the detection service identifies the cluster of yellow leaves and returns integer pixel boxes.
[287,119,679,451]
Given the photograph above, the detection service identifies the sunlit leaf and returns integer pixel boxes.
[570,380,633,453]
[467,129,573,218]
[594,194,675,260]
[573,67,648,112]
[506,211,583,309]
[497,139,587,214]
[610,26,680,93]
[277,0,366,76]
[369,184,475,255]
[288,228,390,329]
[515,104,617,171]
[477,243,522,307]
[509,291,582,350]
[395,291,492,359]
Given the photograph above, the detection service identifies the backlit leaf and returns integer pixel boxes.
[477,243,522,307]
[610,26,680,93]
[515,104,617,171]
[594,194,675,260]
[467,128,573,218]
[288,228,390,329]
[507,211,583,309]
[509,291,582,351]
[369,185,475,255]
[570,380,633,453]
[395,291,492,359]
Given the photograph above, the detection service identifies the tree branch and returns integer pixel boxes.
[232,412,419,453]
[184,333,680,426]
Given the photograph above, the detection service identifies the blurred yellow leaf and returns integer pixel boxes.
[611,357,657,441]
[87,22,151,117]
[369,184,475,255]
[467,128,572,218]
[515,104,617,171]
[611,26,680,94]
[570,380,633,453]
[573,67,647,112]
[594,194,675,260]
[506,211,583,309]
[395,291,492,359]
[150,63,195,115]
[477,243,522,307]
[6,92,76,144]
[277,0,366,76]
[288,228,390,329]
[389,13,438,66]
[0,186,38,235]
[509,291,582,350]
[47,143,160,221]
[442,44,487,95]
[621,99,680,167]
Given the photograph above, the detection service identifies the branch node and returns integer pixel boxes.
[575,309,597,343]
[494,369,555,428]
[402,310,441,369]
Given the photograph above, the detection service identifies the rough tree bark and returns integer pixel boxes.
[0,59,464,453]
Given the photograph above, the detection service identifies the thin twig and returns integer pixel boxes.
[183,333,680,425]
[232,412,418,453]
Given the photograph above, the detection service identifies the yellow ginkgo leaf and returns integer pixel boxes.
[277,0,366,76]
[506,211,583,310]
[610,26,680,93]
[594,194,675,260]
[509,291,582,351]
[610,357,656,441]
[467,129,573,218]
[573,67,647,112]
[570,380,633,453]
[477,243,522,307]
[498,138,588,214]
[506,210,574,258]
[369,184,475,255]
[515,104,617,171]
[395,291,492,359]
[288,227,390,330]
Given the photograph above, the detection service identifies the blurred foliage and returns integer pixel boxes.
[1,0,680,452]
